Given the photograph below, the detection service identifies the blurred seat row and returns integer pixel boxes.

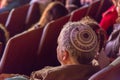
[0,0,112,76]
[0,0,111,37]
[0,2,40,37]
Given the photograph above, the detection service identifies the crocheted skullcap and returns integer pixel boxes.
[61,21,98,53]
[70,23,98,53]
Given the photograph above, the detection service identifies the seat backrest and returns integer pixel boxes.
[89,57,120,80]
[5,4,30,37]
[0,11,10,26]
[36,15,70,70]
[70,5,89,21]
[86,0,100,19]
[25,2,41,30]
[0,27,43,75]
[95,0,112,22]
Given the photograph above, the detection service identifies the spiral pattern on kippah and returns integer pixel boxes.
[70,23,98,52]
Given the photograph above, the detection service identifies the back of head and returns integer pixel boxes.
[65,0,81,12]
[66,0,81,7]
[39,1,68,27]
[58,21,99,64]
[79,16,107,52]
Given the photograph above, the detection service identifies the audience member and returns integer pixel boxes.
[28,1,68,31]
[79,16,107,52]
[0,18,101,80]
[55,0,65,4]
[0,24,9,59]
[0,0,8,8]
[80,0,96,5]
[0,0,30,13]
[30,0,53,14]
[79,16,109,69]
[99,0,119,37]
[29,21,100,80]
[30,0,52,4]
[105,24,120,62]
[65,0,82,13]
[0,0,2,8]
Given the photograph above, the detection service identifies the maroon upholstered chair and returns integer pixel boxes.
[86,0,100,19]
[95,0,112,22]
[89,57,120,80]
[70,5,89,21]
[0,27,43,75]
[36,15,70,70]
[25,2,41,30]
[5,4,30,37]
[0,11,10,26]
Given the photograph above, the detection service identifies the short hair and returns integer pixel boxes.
[39,1,68,27]
[58,21,99,64]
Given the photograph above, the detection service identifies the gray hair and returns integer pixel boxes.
[58,22,99,64]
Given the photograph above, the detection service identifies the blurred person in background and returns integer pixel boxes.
[30,0,53,14]
[0,0,30,13]
[28,1,68,31]
[100,0,119,37]
[65,0,82,13]
[80,0,96,5]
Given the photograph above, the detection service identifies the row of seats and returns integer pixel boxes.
[89,57,120,80]
[0,2,40,37]
[72,0,112,22]
[0,0,111,38]
[0,0,112,75]
[0,13,70,75]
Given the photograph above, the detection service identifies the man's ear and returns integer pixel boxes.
[62,50,69,61]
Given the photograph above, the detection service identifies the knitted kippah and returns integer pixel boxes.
[69,23,98,53]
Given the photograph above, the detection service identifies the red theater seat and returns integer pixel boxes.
[0,11,10,26]
[0,27,43,75]
[86,0,100,19]
[25,2,41,30]
[89,57,120,80]
[70,5,89,21]
[5,4,30,37]
[36,15,70,70]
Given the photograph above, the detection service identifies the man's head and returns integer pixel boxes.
[57,21,99,65]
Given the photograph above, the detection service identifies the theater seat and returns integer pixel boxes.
[0,27,43,75]
[95,0,112,22]
[70,5,89,21]
[25,2,41,30]
[0,11,10,26]
[89,57,120,80]
[36,15,70,70]
[5,4,30,37]
[86,0,100,19]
